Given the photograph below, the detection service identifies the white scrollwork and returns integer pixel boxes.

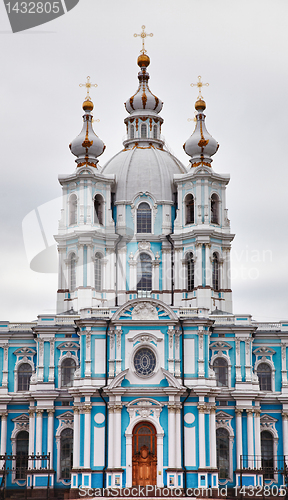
[132,302,158,321]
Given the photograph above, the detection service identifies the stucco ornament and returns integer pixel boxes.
[132,302,158,320]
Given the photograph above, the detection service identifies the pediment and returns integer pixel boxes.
[216,410,233,420]
[56,411,74,421]
[12,413,29,423]
[108,368,129,389]
[112,298,177,322]
[260,413,278,424]
[161,368,183,389]
[14,347,36,356]
[210,342,232,351]
[57,342,79,351]
[253,347,276,355]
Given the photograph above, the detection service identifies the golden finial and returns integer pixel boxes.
[79,76,98,101]
[190,76,209,100]
[134,25,153,55]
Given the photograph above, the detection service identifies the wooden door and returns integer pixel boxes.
[132,423,157,486]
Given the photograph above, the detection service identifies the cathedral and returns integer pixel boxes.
[1,29,288,498]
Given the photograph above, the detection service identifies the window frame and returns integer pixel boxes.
[257,362,272,391]
[61,357,77,388]
[60,428,73,480]
[69,252,77,292]
[94,194,104,226]
[211,193,220,225]
[185,193,195,225]
[69,193,77,226]
[137,252,152,297]
[141,123,147,138]
[185,252,195,291]
[213,357,228,387]
[94,252,103,292]
[212,252,220,291]
[137,202,152,234]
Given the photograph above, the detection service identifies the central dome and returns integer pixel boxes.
[102,146,186,202]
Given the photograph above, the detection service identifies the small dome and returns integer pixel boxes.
[195,99,206,111]
[184,101,219,167]
[125,54,163,115]
[70,101,105,168]
[102,146,186,202]
[83,99,94,112]
[137,54,150,68]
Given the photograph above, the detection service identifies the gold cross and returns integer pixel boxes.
[79,76,98,101]
[190,76,209,99]
[134,25,153,54]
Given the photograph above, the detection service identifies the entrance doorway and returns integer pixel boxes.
[132,422,157,486]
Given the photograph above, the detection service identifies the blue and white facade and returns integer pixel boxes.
[1,50,288,497]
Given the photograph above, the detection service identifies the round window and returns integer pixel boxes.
[134,347,156,377]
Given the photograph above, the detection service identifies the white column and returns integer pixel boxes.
[85,329,92,377]
[115,328,122,376]
[281,344,288,388]
[174,331,181,378]
[48,339,55,382]
[157,434,164,487]
[175,407,182,469]
[28,409,35,469]
[247,409,254,468]
[126,435,132,487]
[210,406,217,468]
[0,412,8,469]
[83,404,92,469]
[114,405,122,468]
[108,330,115,378]
[282,412,288,458]
[35,409,43,469]
[235,408,243,469]
[73,407,80,469]
[38,340,44,382]
[245,339,252,382]
[129,260,137,291]
[108,407,114,468]
[47,409,54,469]
[198,328,205,378]
[152,260,160,292]
[198,405,206,468]
[2,345,8,388]
[168,404,176,469]
[235,339,241,382]
[168,328,174,374]
[254,409,261,468]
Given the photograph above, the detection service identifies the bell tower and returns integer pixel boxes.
[173,80,234,312]
[55,81,116,314]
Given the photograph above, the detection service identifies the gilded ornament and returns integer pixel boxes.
[79,76,98,101]
[134,25,153,56]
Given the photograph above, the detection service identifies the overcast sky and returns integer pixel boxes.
[0,0,287,322]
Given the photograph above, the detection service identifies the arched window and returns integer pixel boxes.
[60,428,73,479]
[186,252,194,291]
[153,125,157,139]
[212,252,220,290]
[213,357,228,387]
[16,431,29,479]
[130,124,135,139]
[61,358,76,387]
[137,253,152,296]
[257,363,272,391]
[141,123,147,138]
[211,193,219,224]
[69,253,76,292]
[18,363,32,391]
[69,194,77,226]
[185,194,194,224]
[216,428,229,479]
[261,431,274,478]
[94,194,104,225]
[95,252,102,291]
[137,202,151,233]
